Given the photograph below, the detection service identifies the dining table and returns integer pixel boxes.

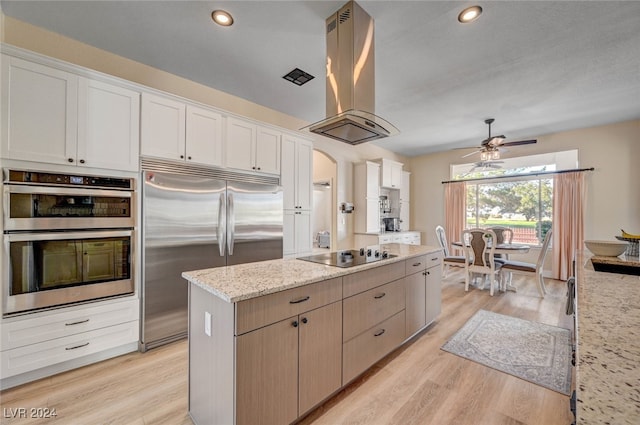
[451,241,531,292]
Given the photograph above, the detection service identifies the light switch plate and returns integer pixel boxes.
[204,311,212,336]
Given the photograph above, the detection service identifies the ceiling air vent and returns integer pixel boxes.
[283,68,315,86]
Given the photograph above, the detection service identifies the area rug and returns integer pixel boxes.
[441,309,572,395]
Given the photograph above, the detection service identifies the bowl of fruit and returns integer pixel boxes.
[615,229,640,256]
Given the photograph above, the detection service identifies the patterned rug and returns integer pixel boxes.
[441,309,572,395]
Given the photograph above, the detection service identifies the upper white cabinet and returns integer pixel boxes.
[1,55,139,172]
[281,135,312,210]
[78,79,140,172]
[140,93,223,167]
[380,158,403,189]
[225,117,281,175]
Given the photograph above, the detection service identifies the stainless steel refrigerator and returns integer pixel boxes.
[140,168,283,351]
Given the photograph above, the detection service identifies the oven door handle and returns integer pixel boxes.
[4,184,131,198]
[4,229,133,242]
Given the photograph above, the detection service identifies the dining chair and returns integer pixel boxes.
[435,225,468,277]
[461,228,503,296]
[499,229,553,298]
[489,226,514,259]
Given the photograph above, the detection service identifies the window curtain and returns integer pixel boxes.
[552,171,586,280]
[444,181,466,254]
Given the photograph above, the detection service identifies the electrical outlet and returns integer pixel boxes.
[204,311,211,336]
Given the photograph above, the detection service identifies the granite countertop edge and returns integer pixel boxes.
[182,244,442,303]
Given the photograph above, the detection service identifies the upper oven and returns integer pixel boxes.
[2,169,136,316]
[4,169,134,231]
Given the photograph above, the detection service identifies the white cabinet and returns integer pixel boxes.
[354,161,381,234]
[399,171,411,231]
[281,135,312,210]
[282,134,312,257]
[78,78,140,172]
[380,158,403,189]
[0,298,139,379]
[284,210,312,257]
[378,231,421,245]
[225,117,281,175]
[1,55,139,172]
[141,93,223,167]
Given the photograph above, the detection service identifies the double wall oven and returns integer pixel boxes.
[2,169,135,316]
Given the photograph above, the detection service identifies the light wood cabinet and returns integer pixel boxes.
[405,270,427,337]
[1,55,139,172]
[141,93,222,167]
[380,158,403,189]
[225,117,281,175]
[425,258,443,325]
[404,252,443,339]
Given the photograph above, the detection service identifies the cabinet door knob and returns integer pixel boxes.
[257,167,261,170]
[292,320,299,328]
[68,158,74,163]
[180,155,184,159]
[301,317,308,324]
[79,159,85,164]
[187,156,192,160]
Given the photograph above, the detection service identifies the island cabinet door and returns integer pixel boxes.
[404,271,427,338]
[235,318,299,425]
[298,301,343,415]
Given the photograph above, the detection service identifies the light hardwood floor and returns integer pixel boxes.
[0,269,574,425]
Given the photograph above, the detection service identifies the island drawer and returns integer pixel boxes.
[405,252,442,275]
[343,261,405,298]
[235,277,343,335]
[343,278,405,342]
[342,310,405,384]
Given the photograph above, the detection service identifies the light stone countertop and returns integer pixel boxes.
[182,244,442,303]
[575,249,640,425]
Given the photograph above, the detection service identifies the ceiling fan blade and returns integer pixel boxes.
[461,149,482,158]
[500,139,537,147]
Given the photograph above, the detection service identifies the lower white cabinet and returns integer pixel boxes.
[0,298,139,379]
[284,210,312,257]
[379,231,421,245]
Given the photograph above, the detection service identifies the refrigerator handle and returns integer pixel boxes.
[228,193,235,256]
[218,192,226,256]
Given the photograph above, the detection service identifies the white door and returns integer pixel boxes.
[1,55,78,165]
[78,78,140,171]
[140,93,186,161]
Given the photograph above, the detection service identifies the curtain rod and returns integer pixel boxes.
[441,167,595,184]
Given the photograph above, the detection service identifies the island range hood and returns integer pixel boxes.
[308,1,398,145]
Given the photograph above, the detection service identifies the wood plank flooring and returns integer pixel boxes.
[0,269,574,425]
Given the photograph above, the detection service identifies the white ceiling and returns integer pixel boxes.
[2,1,639,157]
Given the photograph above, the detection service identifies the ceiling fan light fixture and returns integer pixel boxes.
[211,10,234,26]
[458,6,483,24]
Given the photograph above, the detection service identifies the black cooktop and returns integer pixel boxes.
[297,249,396,268]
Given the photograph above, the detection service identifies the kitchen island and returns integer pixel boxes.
[575,249,640,424]
[182,244,443,425]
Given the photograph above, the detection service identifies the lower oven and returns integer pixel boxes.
[3,169,135,316]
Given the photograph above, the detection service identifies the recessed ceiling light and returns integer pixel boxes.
[458,5,483,24]
[211,10,234,26]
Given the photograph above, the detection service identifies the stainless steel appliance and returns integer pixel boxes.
[2,169,135,316]
[140,163,283,351]
[298,245,395,268]
[383,217,401,232]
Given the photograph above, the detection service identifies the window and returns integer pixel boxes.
[450,150,577,246]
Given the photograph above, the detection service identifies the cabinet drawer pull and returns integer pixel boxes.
[431,257,439,261]
[65,319,90,326]
[374,329,386,337]
[289,296,310,304]
[65,342,89,351]
[374,292,386,299]
[412,262,422,267]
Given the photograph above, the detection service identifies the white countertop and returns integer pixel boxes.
[575,250,640,424]
[182,244,441,303]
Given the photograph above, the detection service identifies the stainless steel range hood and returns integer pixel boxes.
[308,1,398,145]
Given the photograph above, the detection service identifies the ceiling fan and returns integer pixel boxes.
[462,118,537,161]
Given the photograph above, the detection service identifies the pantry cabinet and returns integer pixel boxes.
[283,209,312,257]
[225,117,281,175]
[354,161,381,234]
[140,93,223,167]
[1,55,139,172]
